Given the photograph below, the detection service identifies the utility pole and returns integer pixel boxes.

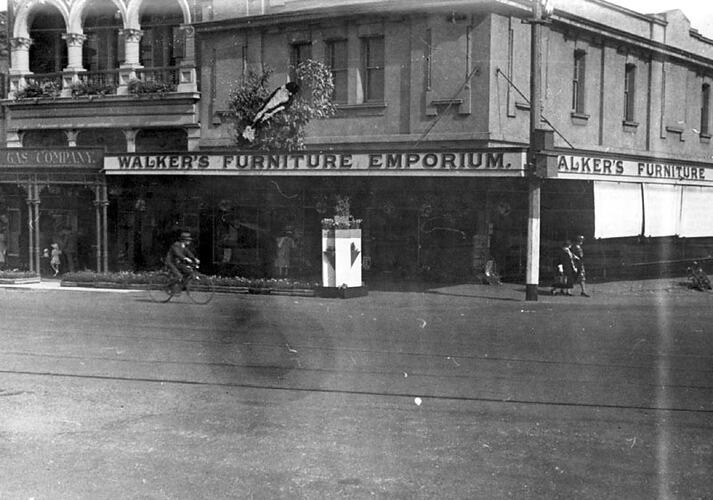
[525,0,553,301]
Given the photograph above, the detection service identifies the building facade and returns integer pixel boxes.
[2,0,713,283]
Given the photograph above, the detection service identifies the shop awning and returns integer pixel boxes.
[594,181,713,238]
[679,186,713,237]
[643,184,682,237]
[593,181,643,239]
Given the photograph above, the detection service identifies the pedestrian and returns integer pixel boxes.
[571,234,590,297]
[551,240,577,295]
[274,228,296,277]
[0,230,6,271]
[60,226,78,273]
[50,242,62,276]
[41,248,51,276]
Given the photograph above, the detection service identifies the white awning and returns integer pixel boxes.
[680,186,713,237]
[643,184,682,237]
[593,181,643,239]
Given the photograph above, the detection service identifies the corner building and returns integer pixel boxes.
[2,0,713,283]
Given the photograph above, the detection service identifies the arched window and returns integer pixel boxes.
[77,129,127,153]
[82,0,123,72]
[139,1,184,69]
[22,130,68,148]
[28,7,67,74]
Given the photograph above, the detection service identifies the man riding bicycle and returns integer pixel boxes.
[165,231,200,284]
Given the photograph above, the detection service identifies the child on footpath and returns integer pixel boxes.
[50,242,62,276]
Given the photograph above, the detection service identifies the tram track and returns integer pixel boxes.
[3,324,713,371]
[1,367,711,415]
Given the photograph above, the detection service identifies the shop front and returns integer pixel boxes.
[0,148,109,275]
[103,149,530,283]
[540,151,713,278]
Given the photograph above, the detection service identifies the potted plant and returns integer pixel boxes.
[14,80,61,100]
[320,196,366,298]
[70,80,116,97]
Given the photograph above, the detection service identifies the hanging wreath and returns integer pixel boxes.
[419,203,433,218]
[218,199,234,212]
[382,201,396,216]
[497,201,511,217]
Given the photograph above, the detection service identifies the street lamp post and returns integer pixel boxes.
[525,0,553,301]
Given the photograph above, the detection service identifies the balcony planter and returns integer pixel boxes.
[128,78,176,98]
[70,81,116,98]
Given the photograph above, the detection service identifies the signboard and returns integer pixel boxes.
[103,150,527,177]
[557,154,713,186]
[0,149,103,169]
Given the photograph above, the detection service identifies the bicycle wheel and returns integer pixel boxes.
[185,272,215,304]
[148,270,176,303]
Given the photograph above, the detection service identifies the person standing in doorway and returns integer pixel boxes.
[274,228,296,278]
[571,234,590,297]
[60,226,78,273]
[50,242,62,276]
[0,216,7,270]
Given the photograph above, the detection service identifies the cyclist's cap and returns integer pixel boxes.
[180,231,193,241]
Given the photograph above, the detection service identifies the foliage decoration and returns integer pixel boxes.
[128,78,176,96]
[70,80,115,97]
[320,195,362,229]
[227,59,336,151]
[14,79,61,99]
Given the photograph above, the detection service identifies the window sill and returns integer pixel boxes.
[700,132,711,144]
[334,102,387,117]
[515,101,530,111]
[570,111,590,125]
[622,120,639,132]
[665,125,685,142]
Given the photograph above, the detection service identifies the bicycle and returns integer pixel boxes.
[148,262,215,304]
[686,261,712,291]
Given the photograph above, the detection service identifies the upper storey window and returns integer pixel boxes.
[289,41,312,82]
[326,39,348,104]
[82,0,122,72]
[139,5,184,68]
[701,83,711,137]
[361,36,384,103]
[623,63,637,123]
[572,49,586,114]
[28,9,67,74]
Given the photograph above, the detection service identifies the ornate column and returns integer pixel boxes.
[123,129,138,152]
[9,37,32,98]
[94,184,102,272]
[65,129,79,148]
[25,182,35,273]
[61,33,87,97]
[33,184,41,274]
[101,184,109,272]
[117,29,143,95]
[6,131,23,148]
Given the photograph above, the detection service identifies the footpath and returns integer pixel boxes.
[0,275,705,300]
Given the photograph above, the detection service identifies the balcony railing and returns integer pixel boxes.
[79,69,121,89]
[7,66,187,99]
[134,66,180,92]
[12,72,63,99]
